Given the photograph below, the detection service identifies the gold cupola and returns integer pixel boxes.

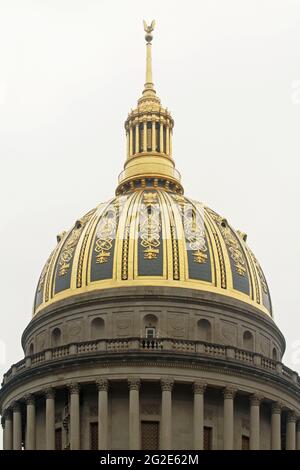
[116,20,183,196]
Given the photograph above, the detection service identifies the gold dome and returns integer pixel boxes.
[33,22,272,317]
[34,191,272,317]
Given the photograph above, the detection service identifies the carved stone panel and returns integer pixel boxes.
[36,331,48,352]
[219,320,237,346]
[167,313,187,338]
[67,320,83,343]
[258,334,270,357]
[114,313,133,337]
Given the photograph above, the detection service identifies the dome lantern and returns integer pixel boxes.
[116,20,183,196]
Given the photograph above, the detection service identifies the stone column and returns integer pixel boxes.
[271,402,282,450]
[12,401,22,450]
[296,420,300,450]
[3,409,13,450]
[249,394,262,450]
[286,411,296,450]
[223,387,236,450]
[45,388,55,450]
[25,394,36,450]
[69,383,80,450]
[96,378,109,450]
[193,381,206,450]
[160,377,174,450]
[128,377,141,450]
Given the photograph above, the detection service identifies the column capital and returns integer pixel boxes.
[287,410,296,423]
[128,377,141,391]
[96,378,109,392]
[1,416,5,429]
[161,377,174,392]
[68,382,80,395]
[271,401,283,414]
[223,387,237,399]
[193,381,207,394]
[44,387,55,400]
[3,407,12,420]
[24,394,35,406]
[250,393,263,406]
[12,401,21,412]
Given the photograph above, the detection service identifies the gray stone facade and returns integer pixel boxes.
[1,287,300,450]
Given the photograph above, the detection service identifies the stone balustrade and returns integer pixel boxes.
[2,337,300,388]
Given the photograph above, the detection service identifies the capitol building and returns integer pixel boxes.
[1,22,300,451]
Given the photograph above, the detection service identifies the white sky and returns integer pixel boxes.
[0,0,300,443]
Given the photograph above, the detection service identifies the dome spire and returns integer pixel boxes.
[142,20,156,98]
[116,20,183,196]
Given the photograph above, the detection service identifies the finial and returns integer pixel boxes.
[143,20,156,43]
[142,20,156,97]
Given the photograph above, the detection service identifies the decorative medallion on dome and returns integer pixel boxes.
[206,208,247,276]
[94,205,119,264]
[139,192,161,260]
[58,210,94,277]
[182,203,208,264]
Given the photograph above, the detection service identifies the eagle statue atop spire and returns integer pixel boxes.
[143,19,156,43]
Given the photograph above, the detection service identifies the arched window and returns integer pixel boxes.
[90,318,105,340]
[143,314,158,338]
[243,331,254,351]
[51,327,62,347]
[272,347,278,361]
[197,319,212,342]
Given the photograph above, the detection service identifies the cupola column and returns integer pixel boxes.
[12,401,22,450]
[3,408,13,450]
[45,388,55,450]
[135,123,140,154]
[271,402,282,449]
[286,411,296,450]
[129,126,133,157]
[69,383,81,450]
[96,378,109,450]
[143,121,147,151]
[223,387,236,450]
[249,394,262,450]
[160,377,174,450]
[159,119,164,153]
[25,394,36,450]
[128,377,141,450]
[193,381,206,450]
[151,120,156,151]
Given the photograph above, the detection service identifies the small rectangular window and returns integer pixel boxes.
[156,123,160,152]
[139,123,144,152]
[242,435,250,450]
[55,428,62,451]
[146,327,156,339]
[90,422,98,450]
[204,426,212,450]
[147,121,152,151]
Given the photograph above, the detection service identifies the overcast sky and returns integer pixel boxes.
[0,0,300,443]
